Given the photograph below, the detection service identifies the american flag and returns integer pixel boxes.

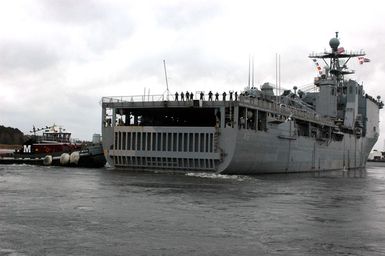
[312,59,322,74]
[358,57,371,64]
[337,47,345,54]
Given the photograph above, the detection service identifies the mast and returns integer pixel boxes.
[275,53,281,102]
[275,53,278,95]
[278,54,281,102]
[248,55,251,88]
[309,32,366,83]
[251,54,254,87]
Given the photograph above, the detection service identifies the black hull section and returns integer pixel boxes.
[0,144,106,168]
[76,154,107,168]
[0,154,106,168]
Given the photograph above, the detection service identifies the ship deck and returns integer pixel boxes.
[102,94,335,127]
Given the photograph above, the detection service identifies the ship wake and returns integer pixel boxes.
[185,172,249,181]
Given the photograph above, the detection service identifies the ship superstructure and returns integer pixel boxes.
[101,34,382,174]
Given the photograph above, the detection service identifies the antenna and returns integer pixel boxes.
[275,53,278,97]
[275,53,281,102]
[144,87,146,101]
[251,54,255,87]
[248,55,251,88]
[279,54,281,102]
[163,59,170,101]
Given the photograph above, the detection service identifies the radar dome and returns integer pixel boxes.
[261,82,274,90]
[261,82,275,96]
[329,37,340,50]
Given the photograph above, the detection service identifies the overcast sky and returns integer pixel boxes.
[1,0,385,149]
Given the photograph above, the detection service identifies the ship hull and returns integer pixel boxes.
[101,125,376,174]
[219,128,375,174]
[101,76,380,175]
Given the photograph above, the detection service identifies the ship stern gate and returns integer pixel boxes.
[101,97,230,172]
[108,126,221,171]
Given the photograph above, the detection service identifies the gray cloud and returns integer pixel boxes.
[156,1,222,30]
[83,18,134,52]
[37,0,135,52]
[0,40,59,74]
[38,0,108,25]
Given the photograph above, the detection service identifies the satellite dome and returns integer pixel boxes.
[329,37,340,50]
[261,82,274,90]
[261,82,275,96]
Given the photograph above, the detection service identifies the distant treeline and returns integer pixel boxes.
[0,125,25,145]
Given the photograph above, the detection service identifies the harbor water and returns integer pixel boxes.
[1,164,385,255]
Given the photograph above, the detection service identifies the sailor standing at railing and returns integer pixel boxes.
[215,92,219,101]
[200,91,204,100]
[181,91,184,101]
[229,91,233,101]
[186,91,190,100]
[190,92,194,100]
[175,92,179,101]
[222,91,227,101]
[208,91,213,101]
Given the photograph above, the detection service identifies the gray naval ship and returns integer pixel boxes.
[101,33,383,174]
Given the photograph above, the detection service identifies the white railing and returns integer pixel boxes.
[102,91,237,103]
[102,94,172,103]
[238,96,334,126]
[102,93,333,125]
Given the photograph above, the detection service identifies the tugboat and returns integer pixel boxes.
[0,124,106,168]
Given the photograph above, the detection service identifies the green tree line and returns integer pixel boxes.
[0,125,25,145]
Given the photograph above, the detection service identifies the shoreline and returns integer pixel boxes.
[0,144,20,150]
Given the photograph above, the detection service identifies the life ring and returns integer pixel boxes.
[45,147,50,153]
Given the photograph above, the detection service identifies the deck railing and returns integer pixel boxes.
[102,93,334,126]
[102,94,172,103]
[238,96,334,125]
[102,91,235,103]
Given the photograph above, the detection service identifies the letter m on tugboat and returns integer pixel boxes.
[23,145,31,153]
